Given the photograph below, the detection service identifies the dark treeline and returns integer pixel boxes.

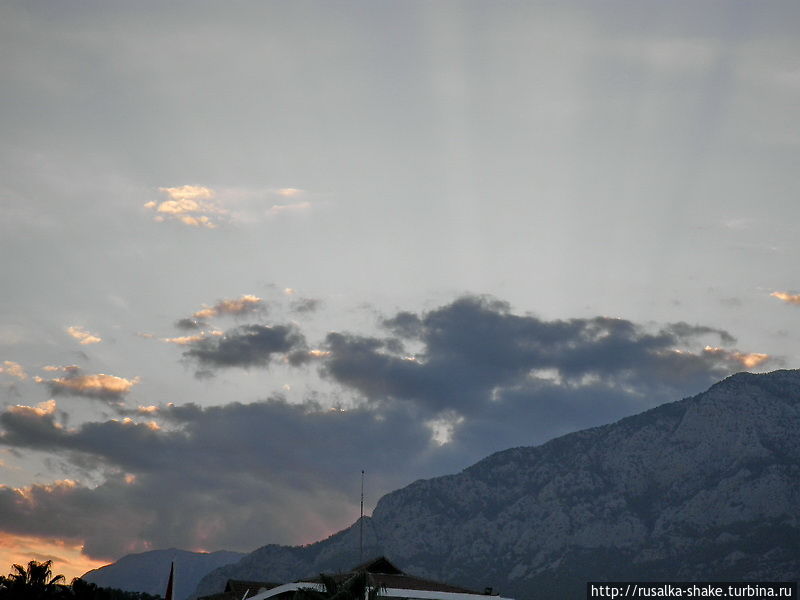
[0,560,162,600]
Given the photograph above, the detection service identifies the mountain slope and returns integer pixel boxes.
[82,548,245,600]
[195,370,800,599]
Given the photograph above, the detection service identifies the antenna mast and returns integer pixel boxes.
[360,469,365,562]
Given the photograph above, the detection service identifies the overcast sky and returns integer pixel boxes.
[1,0,799,581]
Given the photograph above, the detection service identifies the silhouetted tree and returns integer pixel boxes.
[0,561,163,600]
[69,578,163,600]
[293,571,381,600]
[0,560,68,599]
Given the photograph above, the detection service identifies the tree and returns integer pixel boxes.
[70,578,102,600]
[0,561,164,600]
[1,559,68,599]
[70,577,165,600]
[293,571,382,600]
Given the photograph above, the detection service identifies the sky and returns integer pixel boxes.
[1,0,799,583]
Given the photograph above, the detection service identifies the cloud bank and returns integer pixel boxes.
[0,295,775,562]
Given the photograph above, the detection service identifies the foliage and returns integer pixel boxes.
[293,571,382,600]
[0,561,162,600]
[69,578,162,600]
[0,560,67,599]
[70,578,162,600]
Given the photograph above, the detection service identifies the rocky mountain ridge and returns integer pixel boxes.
[193,370,800,599]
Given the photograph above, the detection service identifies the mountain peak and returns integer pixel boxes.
[82,548,245,600]
[184,369,799,599]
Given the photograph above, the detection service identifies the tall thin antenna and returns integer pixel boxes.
[360,469,365,562]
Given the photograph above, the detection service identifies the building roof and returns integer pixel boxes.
[349,556,404,575]
[198,579,280,600]
[243,556,514,600]
[302,557,479,595]
[227,579,281,598]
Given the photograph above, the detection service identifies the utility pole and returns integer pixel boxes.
[360,469,365,562]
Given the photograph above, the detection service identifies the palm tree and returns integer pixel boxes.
[2,559,67,599]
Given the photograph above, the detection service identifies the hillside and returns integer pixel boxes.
[194,370,800,599]
[81,548,245,600]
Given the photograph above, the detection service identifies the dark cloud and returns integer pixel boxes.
[183,324,307,369]
[0,402,66,451]
[664,321,736,345]
[382,311,423,338]
[0,397,452,560]
[174,318,206,331]
[290,297,321,314]
[0,295,773,564]
[322,295,756,416]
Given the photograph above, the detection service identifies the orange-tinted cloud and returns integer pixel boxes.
[66,326,102,345]
[36,368,139,401]
[0,361,27,381]
[0,532,104,582]
[7,399,58,419]
[145,185,226,229]
[771,291,800,305]
[736,352,770,369]
[703,346,770,369]
[191,295,263,320]
[162,331,222,345]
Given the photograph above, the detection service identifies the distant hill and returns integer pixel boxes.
[81,548,245,600]
[193,370,800,599]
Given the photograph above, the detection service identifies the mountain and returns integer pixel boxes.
[81,548,245,600]
[193,370,800,599]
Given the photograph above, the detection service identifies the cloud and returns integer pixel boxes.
[174,318,205,331]
[182,324,307,370]
[161,332,222,346]
[267,201,312,217]
[0,361,28,381]
[382,311,423,339]
[771,291,800,305]
[267,188,314,217]
[0,401,65,450]
[191,294,264,320]
[322,296,762,418]
[144,186,316,228]
[0,397,448,560]
[144,185,226,229]
[290,297,321,314]
[0,295,777,564]
[35,367,139,403]
[0,533,100,583]
[702,346,771,369]
[66,326,102,345]
[663,322,736,345]
[276,188,304,197]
